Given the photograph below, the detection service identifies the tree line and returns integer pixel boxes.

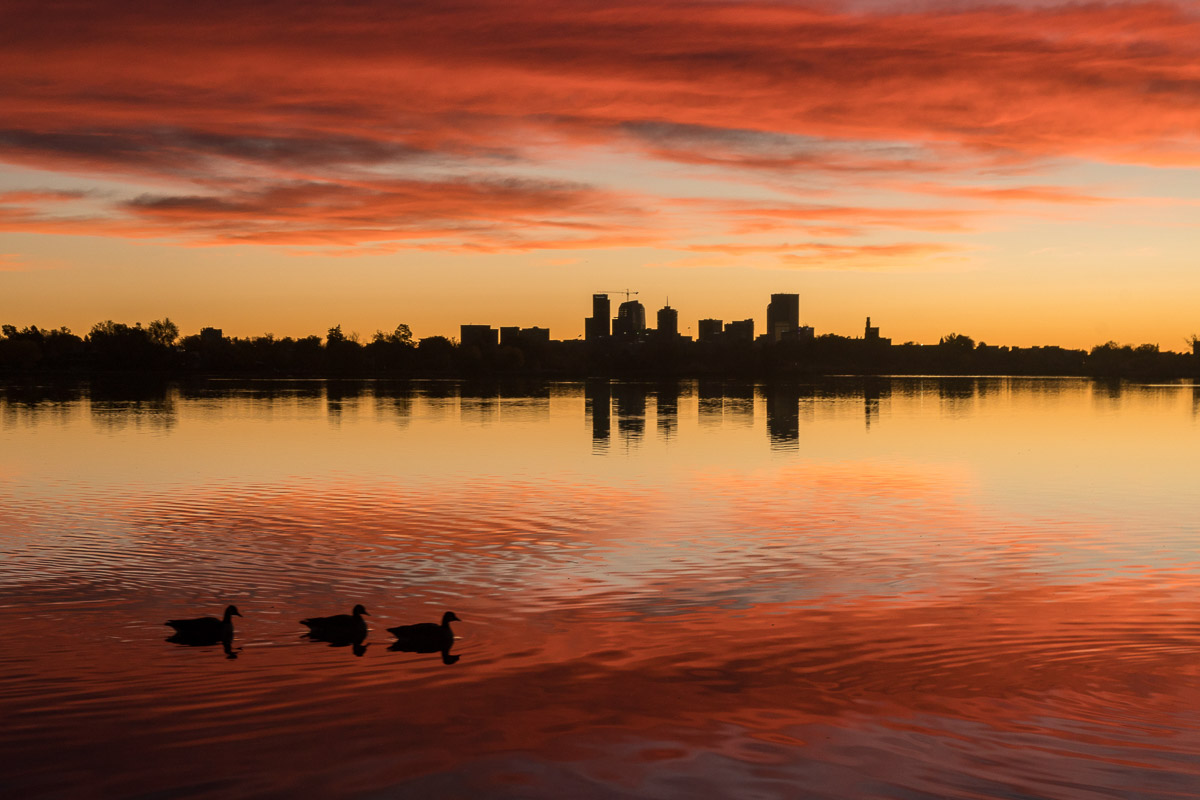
[0,319,1196,379]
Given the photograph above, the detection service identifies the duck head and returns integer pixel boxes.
[442,611,460,625]
[353,604,370,617]
[224,605,243,619]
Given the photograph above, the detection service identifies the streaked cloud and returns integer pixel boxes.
[0,0,1197,286]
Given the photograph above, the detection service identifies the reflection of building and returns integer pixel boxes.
[697,380,723,423]
[724,319,754,343]
[698,319,723,343]
[766,384,800,449]
[460,324,498,349]
[585,294,610,341]
[585,378,611,450]
[612,383,647,444]
[613,300,646,338]
[656,305,678,338]
[766,293,800,342]
[656,381,680,440]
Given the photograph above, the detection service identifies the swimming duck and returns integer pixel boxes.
[387,611,459,651]
[165,605,241,641]
[300,604,369,639]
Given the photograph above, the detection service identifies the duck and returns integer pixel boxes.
[165,605,241,642]
[300,604,369,640]
[387,611,459,652]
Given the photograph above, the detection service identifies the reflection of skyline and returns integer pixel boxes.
[14,376,1200,455]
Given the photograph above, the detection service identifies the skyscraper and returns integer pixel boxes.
[613,299,646,338]
[698,318,723,342]
[585,293,610,341]
[724,318,754,343]
[657,304,678,338]
[766,293,800,342]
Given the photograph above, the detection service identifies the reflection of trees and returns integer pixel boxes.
[373,381,415,426]
[88,381,178,433]
[1,383,83,429]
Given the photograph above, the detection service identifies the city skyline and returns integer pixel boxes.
[4,1,1200,349]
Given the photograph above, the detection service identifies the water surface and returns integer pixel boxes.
[2,378,1200,798]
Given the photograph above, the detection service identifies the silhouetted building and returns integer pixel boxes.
[501,326,550,347]
[460,325,498,350]
[767,293,800,342]
[698,319,723,343]
[657,305,678,338]
[586,294,610,341]
[613,300,646,339]
[521,327,550,345]
[782,325,815,343]
[724,319,754,344]
[864,317,891,346]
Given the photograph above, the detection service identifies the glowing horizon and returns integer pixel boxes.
[3,0,1200,349]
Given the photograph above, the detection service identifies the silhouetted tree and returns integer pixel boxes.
[147,318,179,348]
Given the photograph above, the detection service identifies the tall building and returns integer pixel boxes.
[724,318,754,343]
[698,318,723,342]
[766,293,800,342]
[613,300,647,338]
[585,293,610,341]
[865,316,879,340]
[656,304,678,338]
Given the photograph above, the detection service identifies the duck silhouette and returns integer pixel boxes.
[388,611,459,651]
[300,604,369,655]
[165,605,241,658]
[165,605,240,642]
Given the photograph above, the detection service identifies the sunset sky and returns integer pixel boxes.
[2,0,1199,348]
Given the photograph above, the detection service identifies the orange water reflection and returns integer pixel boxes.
[2,380,1200,798]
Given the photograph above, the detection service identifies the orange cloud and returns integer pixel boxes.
[1,0,1197,254]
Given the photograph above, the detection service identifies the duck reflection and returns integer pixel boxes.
[166,631,240,659]
[386,640,459,665]
[302,630,369,657]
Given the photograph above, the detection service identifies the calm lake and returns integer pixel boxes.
[3,377,1200,799]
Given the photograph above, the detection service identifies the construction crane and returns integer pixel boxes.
[599,289,639,301]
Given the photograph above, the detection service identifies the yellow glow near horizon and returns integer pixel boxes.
[3,1,1200,350]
